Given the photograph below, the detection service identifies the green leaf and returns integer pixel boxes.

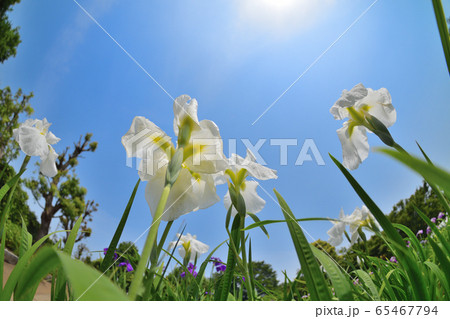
[427,237,450,290]
[243,217,338,231]
[0,230,69,301]
[14,247,60,300]
[19,216,32,259]
[64,215,83,255]
[0,169,24,203]
[432,0,450,75]
[311,245,353,301]
[377,148,450,198]
[393,223,425,262]
[15,247,129,301]
[194,239,227,287]
[215,214,241,301]
[101,179,140,272]
[330,154,430,300]
[247,212,269,238]
[355,269,380,301]
[54,215,84,300]
[412,203,450,256]
[248,239,256,294]
[57,250,128,300]
[424,261,450,299]
[274,189,331,301]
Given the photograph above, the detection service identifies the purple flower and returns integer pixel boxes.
[118,261,133,272]
[211,257,226,272]
[211,257,221,266]
[389,256,398,263]
[242,277,245,282]
[216,264,227,272]
[416,229,423,237]
[103,248,118,260]
[406,240,411,248]
[426,226,432,235]
[181,263,197,278]
[438,212,446,219]
[431,217,437,224]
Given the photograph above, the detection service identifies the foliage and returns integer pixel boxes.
[25,134,98,242]
[0,160,38,254]
[0,0,21,64]
[0,87,34,161]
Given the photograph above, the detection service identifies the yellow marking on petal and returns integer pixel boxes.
[182,241,191,253]
[150,134,173,152]
[192,172,201,182]
[236,168,248,186]
[346,104,372,138]
[225,169,237,185]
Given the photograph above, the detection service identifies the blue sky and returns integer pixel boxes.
[2,0,450,280]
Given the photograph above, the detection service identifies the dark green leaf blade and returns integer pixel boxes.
[274,189,331,301]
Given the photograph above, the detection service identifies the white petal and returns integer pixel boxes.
[191,174,220,211]
[122,116,172,177]
[241,181,266,214]
[16,125,49,157]
[45,131,60,145]
[145,167,197,221]
[212,172,228,185]
[184,119,228,174]
[138,158,169,181]
[40,146,58,177]
[223,190,236,216]
[362,88,396,128]
[327,222,345,246]
[330,83,368,120]
[173,95,200,136]
[224,180,266,217]
[337,123,369,170]
[170,233,209,261]
[233,150,277,180]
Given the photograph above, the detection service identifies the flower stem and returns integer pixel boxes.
[128,184,171,300]
[239,216,254,301]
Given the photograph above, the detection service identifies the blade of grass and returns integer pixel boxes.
[377,148,450,198]
[274,189,331,301]
[424,261,450,299]
[311,245,354,300]
[243,217,338,231]
[432,0,450,74]
[412,203,450,255]
[247,213,269,238]
[215,214,241,301]
[393,223,426,262]
[355,269,380,301]
[0,230,69,300]
[427,237,450,289]
[330,154,430,300]
[54,215,83,300]
[19,216,32,259]
[101,179,140,272]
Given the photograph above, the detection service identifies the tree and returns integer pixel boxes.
[25,133,98,242]
[0,0,21,63]
[251,260,278,296]
[0,87,33,161]
[342,181,446,259]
